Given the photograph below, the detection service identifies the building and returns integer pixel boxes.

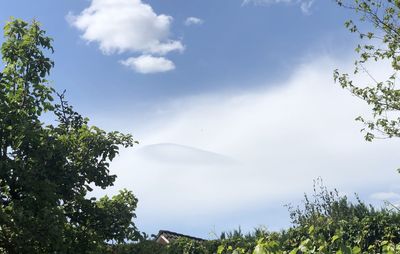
[155,230,205,245]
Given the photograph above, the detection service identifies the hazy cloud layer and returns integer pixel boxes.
[94,55,400,236]
[370,192,400,201]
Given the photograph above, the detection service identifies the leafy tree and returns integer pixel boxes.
[0,19,139,253]
[333,0,400,141]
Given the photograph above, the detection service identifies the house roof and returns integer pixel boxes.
[155,230,205,243]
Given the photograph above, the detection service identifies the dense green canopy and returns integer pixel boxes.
[0,19,139,253]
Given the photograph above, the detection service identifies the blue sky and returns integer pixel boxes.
[1,0,352,111]
[2,0,400,239]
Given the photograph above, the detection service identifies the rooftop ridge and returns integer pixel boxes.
[156,230,206,242]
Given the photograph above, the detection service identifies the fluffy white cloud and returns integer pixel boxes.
[120,55,175,74]
[243,0,315,14]
[184,17,204,26]
[68,0,184,55]
[93,55,400,236]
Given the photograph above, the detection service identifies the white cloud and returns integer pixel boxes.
[300,0,314,14]
[184,17,204,26]
[68,0,184,55]
[93,54,400,235]
[120,55,175,74]
[243,0,315,14]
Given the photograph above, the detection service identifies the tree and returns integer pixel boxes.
[0,19,140,253]
[334,0,400,141]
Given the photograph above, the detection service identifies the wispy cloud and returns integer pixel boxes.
[68,0,183,73]
[184,17,204,26]
[120,55,175,74]
[242,0,315,14]
[300,0,314,14]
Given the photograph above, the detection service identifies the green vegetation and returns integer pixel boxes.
[0,19,140,253]
[111,182,400,254]
[334,0,400,141]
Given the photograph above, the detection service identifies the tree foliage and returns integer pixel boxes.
[119,182,400,254]
[0,19,139,253]
[333,0,400,141]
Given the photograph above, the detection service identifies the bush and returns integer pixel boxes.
[116,181,400,254]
